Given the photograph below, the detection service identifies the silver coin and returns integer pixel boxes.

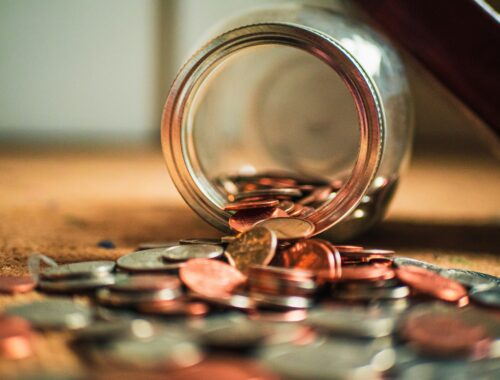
[250,292,312,309]
[234,188,302,201]
[332,285,410,301]
[198,320,271,350]
[399,361,473,380]
[40,260,115,280]
[6,299,92,330]
[109,274,181,293]
[189,293,255,311]
[38,274,116,292]
[136,241,177,251]
[260,339,394,380]
[96,287,181,307]
[163,244,224,262]
[116,249,183,272]
[393,257,443,273]
[179,238,223,245]
[72,319,154,343]
[440,268,500,289]
[254,217,315,240]
[469,286,500,309]
[101,333,202,370]
[307,307,395,338]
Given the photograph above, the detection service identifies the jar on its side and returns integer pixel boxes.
[161,4,413,241]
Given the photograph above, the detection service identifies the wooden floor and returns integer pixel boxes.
[0,146,498,378]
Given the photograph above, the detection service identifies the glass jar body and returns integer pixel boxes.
[162,4,413,241]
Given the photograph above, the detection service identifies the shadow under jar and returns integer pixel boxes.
[161,4,413,241]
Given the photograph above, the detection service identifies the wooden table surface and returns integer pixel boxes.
[0,147,499,378]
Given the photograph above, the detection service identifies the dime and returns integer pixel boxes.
[229,207,289,233]
[439,268,500,289]
[6,299,92,330]
[0,315,34,359]
[224,227,277,274]
[117,248,183,272]
[163,244,224,262]
[469,286,500,309]
[189,293,255,311]
[254,218,315,240]
[0,275,37,294]
[233,188,302,201]
[281,239,335,276]
[396,266,467,302]
[96,287,181,307]
[400,312,491,358]
[250,292,313,309]
[179,259,246,298]
[40,260,115,280]
[224,199,279,211]
[110,274,181,293]
[38,275,116,292]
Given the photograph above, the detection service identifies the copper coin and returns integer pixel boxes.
[318,240,342,280]
[278,200,295,213]
[110,274,181,292]
[0,316,34,359]
[396,266,467,302]
[281,239,335,275]
[0,276,36,294]
[180,259,246,298]
[229,207,289,233]
[234,188,302,201]
[224,227,277,274]
[138,300,209,317]
[298,186,332,206]
[224,199,279,211]
[254,217,315,240]
[401,313,491,358]
[249,265,314,281]
[339,264,395,282]
[334,245,364,253]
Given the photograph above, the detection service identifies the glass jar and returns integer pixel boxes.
[161,3,413,241]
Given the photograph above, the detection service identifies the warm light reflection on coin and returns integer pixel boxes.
[254,218,315,240]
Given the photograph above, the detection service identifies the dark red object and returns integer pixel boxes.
[357,0,500,134]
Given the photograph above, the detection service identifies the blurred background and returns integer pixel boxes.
[0,0,498,156]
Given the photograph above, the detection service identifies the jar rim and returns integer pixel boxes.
[161,22,384,235]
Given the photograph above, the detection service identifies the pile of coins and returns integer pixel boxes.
[0,173,499,379]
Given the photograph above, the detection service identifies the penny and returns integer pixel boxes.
[335,245,364,253]
[233,188,302,201]
[396,266,467,302]
[6,299,92,330]
[0,316,34,359]
[224,199,279,211]
[138,300,209,317]
[317,240,342,280]
[40,260,116,280]
[277,200,295,213]
[163,244,224,262]
[254,217,315,240]
[179,258,247,298]
[38,275,116,292]
[297,186,332,206]
[229,207,289,233]
[224,227,277,274]
[469,286,500,309]
[400,312,491,358]
[110,274,181,293]
[281,239,335,276]
[117,248,184,272]
[248,309,308,323]
[0,275,37,294]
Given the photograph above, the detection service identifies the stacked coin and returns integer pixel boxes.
[38,260,117,292]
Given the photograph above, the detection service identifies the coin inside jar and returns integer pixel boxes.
[224,227,277,274]
[254,218,315,240]
[229,207,289,233]
[163,244,224,262]
[224,199,280,211]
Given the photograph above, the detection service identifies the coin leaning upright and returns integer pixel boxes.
[224,227,277,274]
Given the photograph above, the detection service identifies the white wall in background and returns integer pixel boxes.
[0,0,163,143]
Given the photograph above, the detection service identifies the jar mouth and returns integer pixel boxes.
[162,23,384,236]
